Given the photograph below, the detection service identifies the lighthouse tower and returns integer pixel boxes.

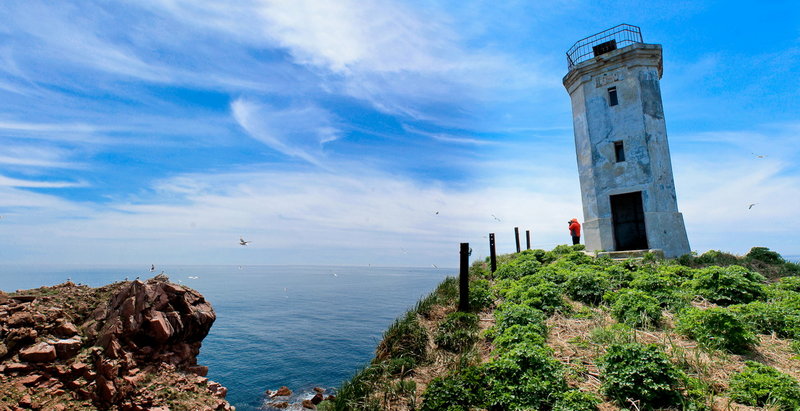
[562,24,690,258]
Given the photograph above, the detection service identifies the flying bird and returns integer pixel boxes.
[751,153,767,159]
[491,214,501,222]
[239,237,251,246]
[150,264,155,272]
[748,203,758,209]
[434,211,439,215]
[431,264,438,269]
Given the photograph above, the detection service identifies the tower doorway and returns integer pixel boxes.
[610,191,648,251]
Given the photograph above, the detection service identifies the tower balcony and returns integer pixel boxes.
[566,24,643,71]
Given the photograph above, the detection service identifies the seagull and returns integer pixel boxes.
[239,237,251,246]
[748,203,758,209]
[491,214,501,222]
[431,264,438,269]
[150,264,155,272]
[434,211,439,215]
[401,248,409,254]
[332,273,338,277]
[751,153,767,159]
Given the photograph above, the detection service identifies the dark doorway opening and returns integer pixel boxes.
[610,191,648,251]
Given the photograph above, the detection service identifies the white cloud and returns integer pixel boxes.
[0,174,86,188]
[231,98,340,165]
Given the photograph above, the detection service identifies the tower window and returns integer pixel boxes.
[614,140,625,162]
[608,87,619,106]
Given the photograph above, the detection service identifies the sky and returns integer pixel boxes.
[0,0,799,267]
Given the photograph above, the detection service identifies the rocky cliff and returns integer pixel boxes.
[0,275,232,410]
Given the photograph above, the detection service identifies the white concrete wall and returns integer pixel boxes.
[563,43,690,257]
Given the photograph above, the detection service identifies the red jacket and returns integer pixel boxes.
[569,219,581,237]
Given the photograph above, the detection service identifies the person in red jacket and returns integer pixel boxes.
[568,218,581,245]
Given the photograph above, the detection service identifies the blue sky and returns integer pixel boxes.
[0,0,798,267]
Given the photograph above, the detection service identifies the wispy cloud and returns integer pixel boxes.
[231,98,340,165]
[0,174,86,188]
[402,125,495,145]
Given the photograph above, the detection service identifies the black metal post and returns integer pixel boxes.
[459,242,470,312]
[489,233,497,274]
[489,233,497,275]
[514,227,521,253]
[526,230,531,250]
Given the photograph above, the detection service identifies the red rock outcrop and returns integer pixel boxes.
[0,276,232,410]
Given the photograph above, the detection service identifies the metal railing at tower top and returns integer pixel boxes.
[566,24,643,70]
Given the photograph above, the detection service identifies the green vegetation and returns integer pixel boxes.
[608,288,662,328]
[327,245,800,410]
[675,307,757,354]
[690,265,766,306]
[599,342,684,409]
[728,361,800,410]
[434,312,478,353]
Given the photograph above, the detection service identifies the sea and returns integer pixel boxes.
[0,264,452,410]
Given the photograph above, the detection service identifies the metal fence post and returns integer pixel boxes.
[514,227,521,253]
[526,230,531,250]
[489,233,497,276]
[459,242,470,312]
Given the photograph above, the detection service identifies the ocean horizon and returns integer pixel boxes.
[0,264,453,410]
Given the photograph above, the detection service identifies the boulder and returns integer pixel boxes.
[313,387,325,393]
[269,402,289,409]
[4,362,33,374]
[54,321,79,337]
[272,386,292,397]
[96,375,117,403]
[7,311,34,327]
[17,373,44,386]
[0,342,7,358]
[311,392,324,405]
[51,337,82,359]
[186,365,208,377]
[19,342,57,362]
[301,399,317,409]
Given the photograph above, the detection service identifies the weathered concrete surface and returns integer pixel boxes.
[563,42,690,258]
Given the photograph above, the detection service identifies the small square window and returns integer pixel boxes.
[608,86,618,106]
[614,141,625,162]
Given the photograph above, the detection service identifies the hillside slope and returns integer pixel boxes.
[317,246,800,411]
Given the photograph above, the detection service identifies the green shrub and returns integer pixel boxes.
[609,289,662,328]
[731,300,800,338]
[629,267,691,310]
[484,343,567,410]
[565,267,611,305]
[552,389,601,411]
[493,324,547,351]
[773,276,800,293]
[503,276,568,314]
[728,361,800,410]
[746,246,785,265]
[468,279,493,311]
[603,264,635,288]
[599,343,684,408]
[420,365,488,411]
[493,302,548,335]
[675,307,757,354]
[375,312,428,362]
[435,312,479,353]
[494,255,542,280]
[695,250,742,266]
[691,265,765,305]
